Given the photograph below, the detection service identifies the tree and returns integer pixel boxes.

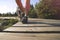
[35,0,57,19]
[0,13,2,16]
[28,5,38,18]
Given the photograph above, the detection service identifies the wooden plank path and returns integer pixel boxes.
[0,18,60,40]
[4,18,60,32]
[0,33,60,40]
[0,17,18,19]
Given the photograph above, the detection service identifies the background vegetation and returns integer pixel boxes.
[0,12,17,17]
[28,0,58,19]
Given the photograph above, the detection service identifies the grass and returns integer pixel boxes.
[0,19,18,31]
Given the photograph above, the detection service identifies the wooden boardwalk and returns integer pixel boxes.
[0,18,60,40]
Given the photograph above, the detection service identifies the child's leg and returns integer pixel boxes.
[15,0,25,12]
[25,0,30,16]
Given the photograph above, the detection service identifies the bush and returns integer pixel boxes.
[29,9,38,18]
[28,5,38,18]
[0,19,18,31]
[35,0,57,19]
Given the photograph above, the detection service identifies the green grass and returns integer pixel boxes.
[0,19,18,31]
